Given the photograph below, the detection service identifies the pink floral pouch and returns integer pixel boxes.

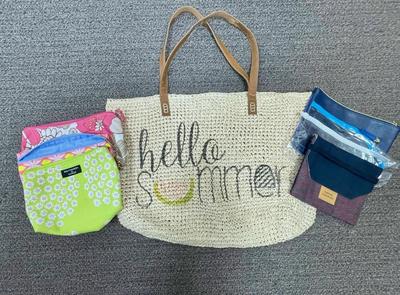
[18,110,127,167]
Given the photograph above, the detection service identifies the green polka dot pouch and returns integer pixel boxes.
[18,134,122,236]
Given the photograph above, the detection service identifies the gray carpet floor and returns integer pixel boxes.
[1,1,399,294]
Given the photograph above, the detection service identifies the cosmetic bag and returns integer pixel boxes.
[290,136,382,224]
[291,89,399,155]
[106,7,316,248]
[305,88,399,152]
[19,111,127,167]
[18,134,122,235]
[291,112,397,170]
[307,103,380,151]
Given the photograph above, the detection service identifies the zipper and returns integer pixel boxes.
[301,112,395,168]
[317,88,399,127]
[18,133,107,162]
[23,111,118,130]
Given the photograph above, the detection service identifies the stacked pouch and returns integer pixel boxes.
[18,133,123,235]
[18,111,127,168]
[291,136,382,224]
[289,88,399,224]
[304,88,399,152]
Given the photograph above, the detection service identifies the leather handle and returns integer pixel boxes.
[160,6,249,85]
[159,10,259,116]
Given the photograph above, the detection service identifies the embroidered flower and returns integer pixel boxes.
[95,120,104,131]
[87,118,104,131]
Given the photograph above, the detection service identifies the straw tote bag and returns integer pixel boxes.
[106,7,316,248]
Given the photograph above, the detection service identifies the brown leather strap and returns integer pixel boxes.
[159,10,259,116]
[160,6,249,85]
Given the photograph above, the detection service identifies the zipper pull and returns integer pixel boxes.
[360,129,378,142]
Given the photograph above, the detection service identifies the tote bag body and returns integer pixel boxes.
[107,7,315,247]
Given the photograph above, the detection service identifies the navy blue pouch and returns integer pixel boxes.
[306,88,399,152]
[308,136,383,199]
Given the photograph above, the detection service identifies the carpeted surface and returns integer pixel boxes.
[1,1,399,294]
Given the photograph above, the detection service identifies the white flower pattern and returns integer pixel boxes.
[21,147,121,235]
[35,123,79,148]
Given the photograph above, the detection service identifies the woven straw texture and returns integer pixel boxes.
[107,91,316,247]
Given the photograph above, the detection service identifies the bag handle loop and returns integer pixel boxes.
[160,6,250,85]
[159,10,259,116]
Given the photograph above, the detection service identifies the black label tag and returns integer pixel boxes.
[61,165,82,178]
